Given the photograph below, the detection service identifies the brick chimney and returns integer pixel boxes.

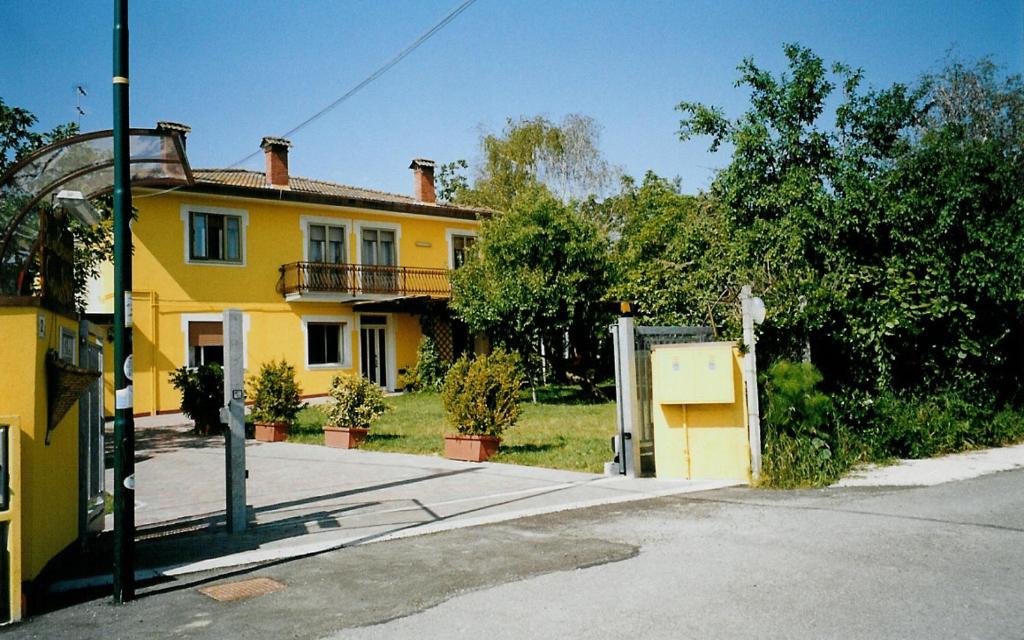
[156,121,191,149]
[410,158,436,203]
[261,136,293,188]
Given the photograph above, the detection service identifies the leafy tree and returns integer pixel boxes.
[455,114,617,210]
[607,171,742,334]
[450,188,612,394]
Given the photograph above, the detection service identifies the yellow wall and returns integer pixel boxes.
[0,306,83,619]
[115,191,476,414]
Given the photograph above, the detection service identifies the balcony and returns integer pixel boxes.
[277,262,451,302]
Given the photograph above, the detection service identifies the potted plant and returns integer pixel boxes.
[323,374,388,448]
[248,359,303,442]
[441,349,523,462]
[170,363,224,435]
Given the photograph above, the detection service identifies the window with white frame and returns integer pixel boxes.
[59,326,76,363]
[450,234,475,268]
[305,320,349,367]
[189,211,242,263]
[308,223,346,263]
[187,321,224,367]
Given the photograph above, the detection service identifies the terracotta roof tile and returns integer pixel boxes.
[193,169,434,206]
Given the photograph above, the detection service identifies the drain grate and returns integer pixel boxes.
[198,577,286,602]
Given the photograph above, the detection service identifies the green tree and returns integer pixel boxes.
[606,171,742,334]
[674,45,1024,403]
[450,188,612,395]
[455,114,617,211]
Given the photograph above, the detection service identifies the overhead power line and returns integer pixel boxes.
[227,0,479,169]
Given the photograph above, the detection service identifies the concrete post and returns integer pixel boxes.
[740,285,762,480]
[222,309,247,533]
[615,316,642,478]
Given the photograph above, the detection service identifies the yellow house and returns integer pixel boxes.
[97,126,485,417]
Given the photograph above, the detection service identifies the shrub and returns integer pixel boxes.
[441,349,523,437]
[247,359,303,425]
[170,363,224,435]
[325,374,388,429]
[402,337,450,392]
[842,391,1022,461]
[759,360,848,487]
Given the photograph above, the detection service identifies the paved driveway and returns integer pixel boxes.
[98,419,733,577]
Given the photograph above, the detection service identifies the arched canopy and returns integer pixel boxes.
[0,127,192,300]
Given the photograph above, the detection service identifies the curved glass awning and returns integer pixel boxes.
[0,127,193,299]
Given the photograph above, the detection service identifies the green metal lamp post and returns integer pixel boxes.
[112,0,136,603]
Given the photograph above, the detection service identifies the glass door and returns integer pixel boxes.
[359,316,388,387]
[361,228,396,293]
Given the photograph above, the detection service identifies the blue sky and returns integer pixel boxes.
[4,1,1022,196]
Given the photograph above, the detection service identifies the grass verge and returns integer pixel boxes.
[287,386,616,473]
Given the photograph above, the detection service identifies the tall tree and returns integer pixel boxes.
[450,187,612,394]
[672,46,1024,402]
[455,114,617,211]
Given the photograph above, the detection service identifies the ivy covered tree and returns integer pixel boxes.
[671,45,1024,402]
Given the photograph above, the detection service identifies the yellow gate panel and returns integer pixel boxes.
[651,342,751,482]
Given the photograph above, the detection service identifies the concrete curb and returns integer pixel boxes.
[833,443,1024,487]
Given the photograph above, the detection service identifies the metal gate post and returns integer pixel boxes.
[615,316,642,478]
[740,285,763,480]
[223,309,247,533]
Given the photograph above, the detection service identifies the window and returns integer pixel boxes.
[189,211,242,262]
[59,327,76,363]
[307,322,346,366]
[188,321,223,367]
[451,234,475,268]
[308,223,346,263]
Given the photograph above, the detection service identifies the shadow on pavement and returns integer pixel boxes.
[40,467,599,615]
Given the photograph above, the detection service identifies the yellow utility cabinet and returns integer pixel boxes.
[651,342,751,482]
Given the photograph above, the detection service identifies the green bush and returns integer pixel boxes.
[842,391,1023,461]
[247,359,303,425]
[402,337,450,392]
[441,349,523,437]
[325,374,388,429]
[169,363,224,435]
[759,360,848,487]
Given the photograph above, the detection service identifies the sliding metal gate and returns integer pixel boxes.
[612,319,713,477]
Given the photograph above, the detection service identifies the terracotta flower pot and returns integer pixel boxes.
[323,426,368,449]
[254,422,289,442]
[444,434,500,462]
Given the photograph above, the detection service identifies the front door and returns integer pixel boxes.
[360,315,389,388]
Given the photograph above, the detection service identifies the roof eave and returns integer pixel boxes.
[178,182,491,221]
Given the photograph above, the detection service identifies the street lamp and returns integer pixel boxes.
[55,190,100,226]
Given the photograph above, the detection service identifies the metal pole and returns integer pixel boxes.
[740,285,762,481]
[111,0,135,603]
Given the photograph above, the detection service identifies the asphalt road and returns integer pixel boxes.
[11,468,1024,640]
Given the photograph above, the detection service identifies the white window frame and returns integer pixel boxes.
[179,312,250,369]
[354,220,402,267]
[300,214,353,263]
[59,326,76,363]
[302,314,354,370]
[180,204,249,267]
[445,228,478,269]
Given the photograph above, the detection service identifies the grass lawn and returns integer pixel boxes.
[287,386,617,473]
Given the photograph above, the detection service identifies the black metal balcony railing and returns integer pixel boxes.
[277,262,451,298]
